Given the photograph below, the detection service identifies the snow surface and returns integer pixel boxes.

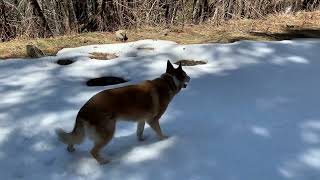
[1,39,320,180]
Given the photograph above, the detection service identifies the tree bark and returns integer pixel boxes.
[66,0,78,31]
[192,0,201,23]
[0,0,7,41]
[28,0,53,37]
[302,0,320,10]
[0,0,15,41]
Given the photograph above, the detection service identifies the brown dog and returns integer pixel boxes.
[56,60,190,164]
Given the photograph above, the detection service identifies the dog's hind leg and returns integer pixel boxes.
[136,121,145,141]
[88,117,116,164]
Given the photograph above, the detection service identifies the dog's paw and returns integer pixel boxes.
[98,158,111,165]
[67,145,75,152]
[138,135,148,142]
[160,135,169,140]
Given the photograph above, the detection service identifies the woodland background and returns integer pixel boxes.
[0,0,320,41]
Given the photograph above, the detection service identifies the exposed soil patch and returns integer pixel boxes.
[136,47,155,51]
[56,58,74,65]
[250,28,320,40]
[175,59,207,66]
[86,76,128,86]
[90,52,118,60]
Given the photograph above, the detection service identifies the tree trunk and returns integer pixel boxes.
[66,0,78,32]
[0,0,7,41]
[302,0,320,10]
[74,0,90,29]
[105,0,117,30]
[51,0,61,34]
[192,0,201,23]
[0,0,15,41]
[28,0,53,37]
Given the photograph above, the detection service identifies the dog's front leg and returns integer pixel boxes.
[148,119,168,140]
[136,121,145,141]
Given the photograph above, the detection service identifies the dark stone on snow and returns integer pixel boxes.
[86,76,128,86]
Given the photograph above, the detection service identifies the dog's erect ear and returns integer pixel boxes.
[178,62,182,70]
[166,60,174,73]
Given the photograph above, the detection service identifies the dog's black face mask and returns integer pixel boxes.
[166,60,191,88]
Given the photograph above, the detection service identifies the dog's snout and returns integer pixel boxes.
[186,75,191,82]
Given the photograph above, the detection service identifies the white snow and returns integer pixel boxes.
[1,39,320,180]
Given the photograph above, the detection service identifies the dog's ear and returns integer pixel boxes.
[166,60,174,73]
[178,62,182,70]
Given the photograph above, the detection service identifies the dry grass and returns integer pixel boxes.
[89,52,119,60]
[175,60,207,66]
[1,11,320,59]
[0,32,116,59]
[130,11,320,43]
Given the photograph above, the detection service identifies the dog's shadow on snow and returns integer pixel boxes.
[60,129,177,178]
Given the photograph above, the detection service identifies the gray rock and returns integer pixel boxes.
[26,45,45,58]
[115,30,128,42]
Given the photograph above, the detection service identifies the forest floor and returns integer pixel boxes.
[0,10,320,59]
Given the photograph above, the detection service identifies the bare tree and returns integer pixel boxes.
[1,0,320,40]
[28,0,53,37]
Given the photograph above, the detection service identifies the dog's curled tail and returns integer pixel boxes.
[55,117,85,145]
